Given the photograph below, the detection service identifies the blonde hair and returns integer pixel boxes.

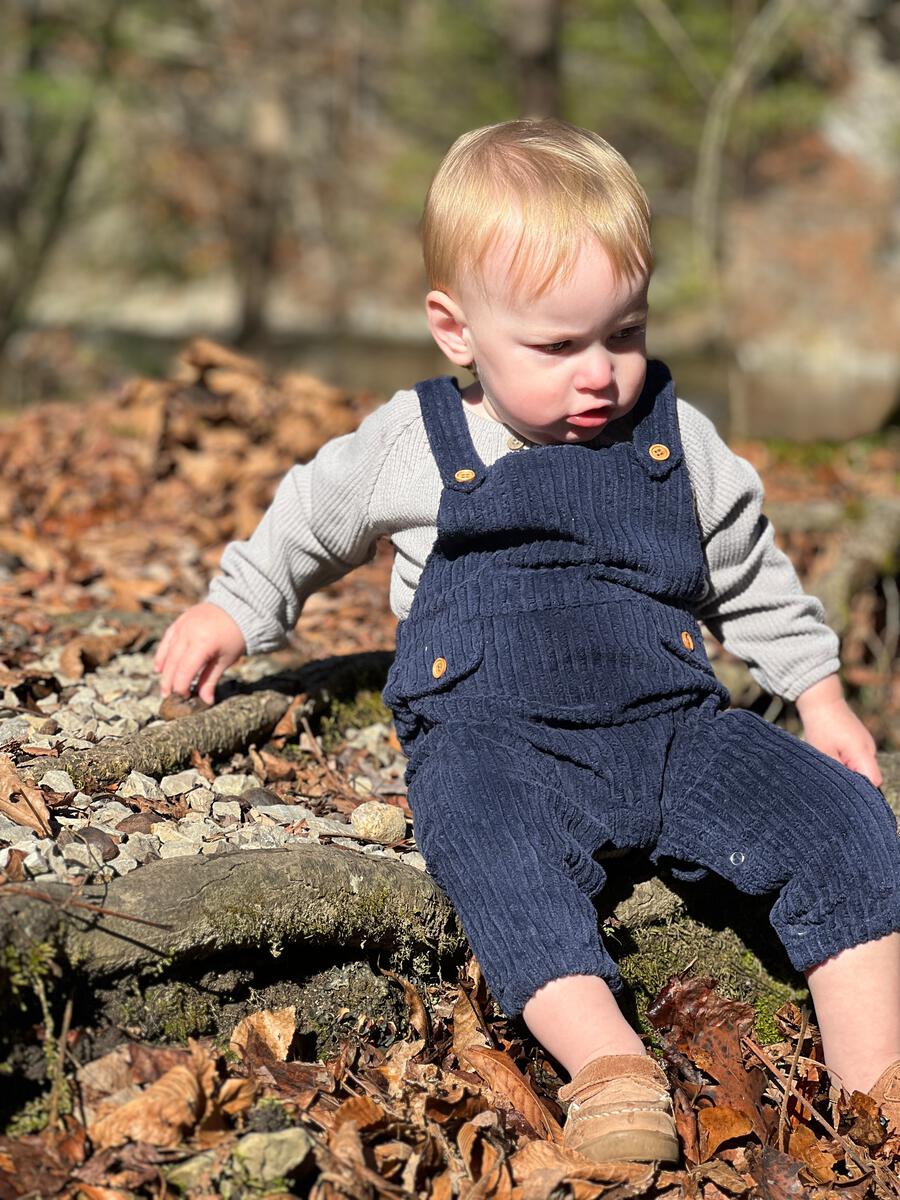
[422,118,652,302]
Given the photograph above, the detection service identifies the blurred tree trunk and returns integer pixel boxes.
[504,0,563,118]
[0,0,124,354]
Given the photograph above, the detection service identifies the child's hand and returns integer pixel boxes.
[795,674,882,789]
[153,603,247,706]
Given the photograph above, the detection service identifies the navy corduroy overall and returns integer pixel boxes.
[382,362,900,1015]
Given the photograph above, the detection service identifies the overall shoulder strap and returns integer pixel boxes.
[629,359,684,479]
[413,375,488,493]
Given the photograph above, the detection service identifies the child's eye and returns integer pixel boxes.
[611,324,646,342]
[538,340,572,353]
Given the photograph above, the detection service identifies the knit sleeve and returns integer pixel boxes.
[205,392,417,655]
[677,399,840,701]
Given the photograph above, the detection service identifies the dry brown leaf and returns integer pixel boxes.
[58,629,138,681]
[453,987,493,1063]
[689,1159,752,1196]
[89,1052,211,1150]
[0,753,52,833]
[697,1105,753,1161]
[511,1138,657,1200]
[462,1045,563,1143]
[230,1007,296,1062]
[787,1124,838,1185]
[218,1076,256,1116]
[382,969,431,1042]
[458,1111,502,1182]
[332,1095,388,1132]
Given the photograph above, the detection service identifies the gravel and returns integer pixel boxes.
[1,626,420,886]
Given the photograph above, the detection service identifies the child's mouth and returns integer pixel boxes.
[566,407,612,428]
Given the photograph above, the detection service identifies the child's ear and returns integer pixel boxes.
[425,290,474,367]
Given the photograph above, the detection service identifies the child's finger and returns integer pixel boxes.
[195,659,224,706]
[153,625,173,671]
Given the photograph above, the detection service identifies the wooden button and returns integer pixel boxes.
[454,468,476,483]
[432,657,447,679]
[648,443,670,461]
[680,631,694,651]
[506,436,524,450]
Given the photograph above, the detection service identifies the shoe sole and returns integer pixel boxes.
[568,1129,680,1164]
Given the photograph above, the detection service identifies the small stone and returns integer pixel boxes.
[93,802,132,825]
[116,812,159,835]
[242,787,282,808]
[351,775,374,795]
[62,843,97,869]
[0,814,28,839]
[152,822,190,843]
[187,787,214,813]
[165,1150,219,1193]
[231,1128,314,1187]
[249,803,312,825]
[160,769,208,797]
[350,801,407,845]
[212,773,259,797]
[118,771,165,802]
[77,827,119,862]
[212,800,241,825]
[122,831,161,863]
[401,851,427,872]
[69,791,93,809]
[158,839,199,859]
[39,769,76,795]
[23,848,49,875]
[304,814,352,839]
[10,831,38,852]
[0,717,31,744]
[108,851,139,876]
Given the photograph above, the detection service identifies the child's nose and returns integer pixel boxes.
[575,344,614,391]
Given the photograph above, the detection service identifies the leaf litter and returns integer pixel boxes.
[1,968,899,1198]
[0,342,898,1195]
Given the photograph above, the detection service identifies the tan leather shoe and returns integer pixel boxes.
[869,1059,900,1134]
[558,1053,680,1164]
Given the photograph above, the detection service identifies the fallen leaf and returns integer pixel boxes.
[89,1045,215,1150]
[0,754,52,834]
[230,1007,296,1063]
[745,1146,806,1200]
[332,1095,388,1132]
[463,1045,563,1143]
[697,1105,753,1161]
[787,1124,838,1185]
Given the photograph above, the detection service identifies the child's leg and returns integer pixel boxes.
[806,931,900,1093]
[657,704,900,1096]
[523,974,646,1076]
[405,720,627,1017]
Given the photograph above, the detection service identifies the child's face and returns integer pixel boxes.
[428,238,649,445]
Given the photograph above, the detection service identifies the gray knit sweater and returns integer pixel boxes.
[206,385,839,701]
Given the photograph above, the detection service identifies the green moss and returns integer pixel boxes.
[0,942,57,1010]
[617,918,803,1045]
[318,688,392,751]
[115,980,218,1042]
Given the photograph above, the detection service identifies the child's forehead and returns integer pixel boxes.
[463,234,649,317]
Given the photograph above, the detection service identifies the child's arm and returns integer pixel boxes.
[678,400,881,787]
[795,673,881,787]
[154,395,416,701]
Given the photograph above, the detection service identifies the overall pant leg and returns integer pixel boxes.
[654,702,900,972]
[405,719,627,1015]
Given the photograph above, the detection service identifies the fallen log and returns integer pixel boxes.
[18,650,394,790]
[2,755,896,1045]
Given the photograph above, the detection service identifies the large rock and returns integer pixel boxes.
[724,136,900,440]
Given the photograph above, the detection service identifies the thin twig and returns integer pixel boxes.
[777,1006,808,1151]
[48,993,73,1129]
[299,714,363,805]
[743,1036,899,1198]
[0,877,172,928]
[22,789,53,838]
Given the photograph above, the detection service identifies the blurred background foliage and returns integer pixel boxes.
[0,0,898,435]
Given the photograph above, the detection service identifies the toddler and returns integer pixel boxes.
[155,119,900,1163]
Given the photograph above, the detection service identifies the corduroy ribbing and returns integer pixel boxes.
[206,369,839,701]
